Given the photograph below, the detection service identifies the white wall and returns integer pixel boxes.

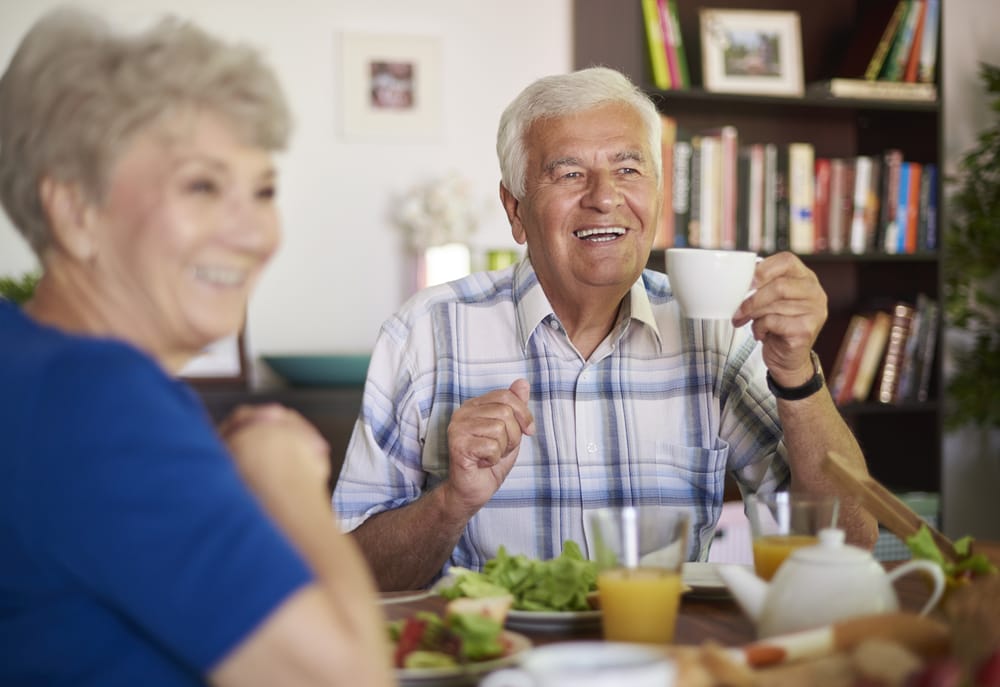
[0,0,571,365]
[941,0,1000,539]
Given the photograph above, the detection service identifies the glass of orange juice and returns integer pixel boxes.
[747,493,839,580]
[587,507,690,644]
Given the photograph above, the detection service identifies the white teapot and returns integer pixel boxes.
[717,528,945,638]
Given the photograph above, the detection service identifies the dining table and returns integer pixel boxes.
[382,540,1000,685]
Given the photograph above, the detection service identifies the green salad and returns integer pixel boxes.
[438,541,598,612]
[389,610,506,669]
[906,524,998,587]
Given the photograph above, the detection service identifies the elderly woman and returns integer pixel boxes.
[0,9,391,687]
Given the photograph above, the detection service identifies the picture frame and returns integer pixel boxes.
[339,32,443,141]
[179,331,248,389]
[699,9,804,97]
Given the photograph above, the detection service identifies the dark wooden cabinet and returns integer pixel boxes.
[592,0,943,495]
[197,386,363,492]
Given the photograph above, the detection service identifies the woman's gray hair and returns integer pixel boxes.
[496,66,662,200]
[0,8,292,256]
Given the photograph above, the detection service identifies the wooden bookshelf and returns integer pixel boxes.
[596,0,943,496]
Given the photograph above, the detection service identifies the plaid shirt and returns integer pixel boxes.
[333,258,788,576]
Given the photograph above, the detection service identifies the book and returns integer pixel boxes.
[653,115,678,249]
[657,0,682,89]
[876,302,915,403]
[819,78,937,101]
[762,143,778,254]
[912,297,939,402]
[827,158,848,253]
[903,162,922,253]
[895,294,926,402]
[829,314,874,405]
[687,135,703,247]
[713,125,739,250]
[879,149,904,252]
[698,133,722,248]
[746,143,766,253]
[835,0,908,80]
[917,0,940,83]
[671,137,693,246]
[852,310,892,403]
[881,0,921,81]
[902,0,927,83]
[920,163,938,250]
[813,158,832,253]
[788,142,815,254]
[665,0,690,88]
[641,0,671,89]
[865,0,910,80]
[773,145,790,252]
[849,155,874,255]
[890,161,911,254]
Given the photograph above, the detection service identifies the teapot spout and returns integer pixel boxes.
[717,564,768,622]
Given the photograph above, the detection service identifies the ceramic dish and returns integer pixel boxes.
[397,630,531,686]
[504,608,602,633]
[261,353,370,387]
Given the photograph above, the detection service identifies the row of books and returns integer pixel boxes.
[653,118,938,256]
[816,0,940,102]
[640,0,690,90]
[827,295,939,407]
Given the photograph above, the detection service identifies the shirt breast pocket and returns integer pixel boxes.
[635,440,731,507]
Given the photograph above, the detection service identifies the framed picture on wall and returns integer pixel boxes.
[699,9,804,97]
[339,32,443,141]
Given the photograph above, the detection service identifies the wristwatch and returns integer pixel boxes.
[766,350,825,401]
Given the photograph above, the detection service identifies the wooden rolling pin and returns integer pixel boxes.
[824,450,959,562]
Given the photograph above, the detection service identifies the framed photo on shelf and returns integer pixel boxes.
[339,32,443,141]
[699,9,803,97]
[179,331,248,389]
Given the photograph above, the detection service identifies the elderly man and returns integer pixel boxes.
[334,67,877,591]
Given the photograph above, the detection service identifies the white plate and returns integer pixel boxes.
[504,608,602,633]
[397,630,532,686]
[682,561,745,599]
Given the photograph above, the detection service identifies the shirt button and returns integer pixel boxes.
[549,320,560,331]
[587,442,598,453]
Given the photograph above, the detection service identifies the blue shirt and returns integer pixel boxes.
[333,258,789,576]
[0,301,311,686]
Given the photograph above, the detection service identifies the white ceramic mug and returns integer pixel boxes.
[666,248,758,319]
[480,642,675,687]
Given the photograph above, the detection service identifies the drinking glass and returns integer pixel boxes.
[587,507,690,644]
[747,492,840,580]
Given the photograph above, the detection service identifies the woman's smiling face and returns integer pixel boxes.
[89,109,281,366]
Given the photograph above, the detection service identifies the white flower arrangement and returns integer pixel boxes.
[394,172,479,250]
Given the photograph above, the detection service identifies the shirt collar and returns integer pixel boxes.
[512,257,664,353]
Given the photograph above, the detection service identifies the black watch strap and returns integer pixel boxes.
[766,351,825,401]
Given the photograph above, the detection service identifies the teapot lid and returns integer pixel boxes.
[788,528,873,565]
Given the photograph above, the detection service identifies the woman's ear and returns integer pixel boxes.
[39,177,98,261]
[499,182,527,246]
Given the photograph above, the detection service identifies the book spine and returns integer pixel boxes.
[657,0,682,89]
[641,0,671,89]
[788,143,815,254]
[864,157,882,253]
[849,155,873,254]
[922,163,938,250]
[904,162,922,253]
[699,134,721,249]
[719,126,738,250]
[671,138,692,247]
[877,302,915,403]
[903,0,927,83]
[852,310,892,402]
[865,0,909,80]
[828,158,846,253]
[813,158,831,253]
[895,294,926,401]
[893,162,911,254]
[747,144,765,253]
[882,0,920,81]
[763,143,778,254]
[736,146,751,251]
[687,135,703,247]
[773,145,790,252]
[666,0,690,88]
[879,150,904,253]
[914,298,939,402]
[654,115,678,249]
[917,0,940,83]
[830,314,873,405]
